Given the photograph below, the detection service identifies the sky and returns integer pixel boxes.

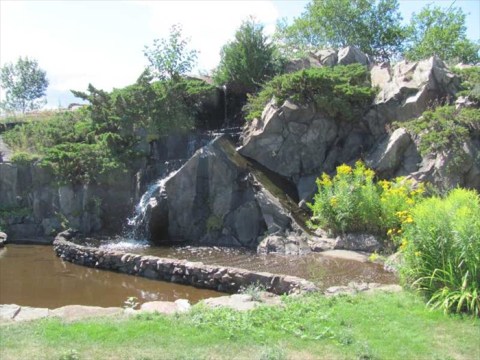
[0,0,479,108]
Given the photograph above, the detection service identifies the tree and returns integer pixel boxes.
[0,57,49,114]
[405,5,480,64]
[274,0,405,61]
[214,18,281,94]
[144,24,198,81]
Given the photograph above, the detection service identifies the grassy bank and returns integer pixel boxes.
[1,292,478,360]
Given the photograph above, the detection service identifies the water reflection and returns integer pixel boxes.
[0,245,222,308]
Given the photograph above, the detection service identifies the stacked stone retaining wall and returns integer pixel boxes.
[53,231,318,295]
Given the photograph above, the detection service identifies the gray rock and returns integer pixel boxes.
[0,231,7,247]
[202,294,260,311]
[337,46,369,65]
[409,140,480,191]
[14,306,50,322]
[334,233,382,252]
[325,282,402,297]
[143,135,305,247]
[0,304,21,322]
[365,57,460,138]
[139,301,180,314]
[240,100,338,180]
[320,250,370,263]
[366,128,416,177]
[284,56,322,73]
[307,236,336,252]
[314,49,338,66]
[51,305,124,322]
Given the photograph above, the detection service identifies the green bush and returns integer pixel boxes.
[245,64,374,121]
[401,106,480,159]
[400,188,480,316]
[307,161,424,239]
[10,151,40,164]
[3,73,212,184]
[453,66,480,103]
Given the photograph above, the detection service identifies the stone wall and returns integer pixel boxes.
[53,231,318,295]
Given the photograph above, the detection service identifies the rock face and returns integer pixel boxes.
[366,128,421,178]
[409,140,480,191]
[239,55,471,204]
[239,99,372,202]
[148,135,306,248]
[0,163,134,240]
[365,56,459,137]
[283,46,369,73]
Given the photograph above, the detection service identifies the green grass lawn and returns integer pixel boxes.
[1,291,478,360]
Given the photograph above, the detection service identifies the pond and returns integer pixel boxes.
[0,245,222,309]
[0,242,397,309]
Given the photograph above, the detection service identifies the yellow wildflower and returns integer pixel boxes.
[318,173,332,187]
[404,216,413,224]
[336,164,352,175]
[400,238,408,250]
[364,168,375,179]
[329,196,338,207]
[415,251,421,257]
[369,252,379,262]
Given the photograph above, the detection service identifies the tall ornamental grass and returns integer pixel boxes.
[400,188,480,316]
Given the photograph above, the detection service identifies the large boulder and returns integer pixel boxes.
[337,46,370,65]
[366,128,421,178]
[147,136,306,248]
[365,57,460,137]
[240,100,338,181]
[239,99,372,202]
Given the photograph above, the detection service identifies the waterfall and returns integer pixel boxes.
[222,84,228,128]
[124,170,178,241]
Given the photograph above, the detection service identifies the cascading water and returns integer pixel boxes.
[124,170,178,242]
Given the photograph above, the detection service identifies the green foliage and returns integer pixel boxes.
[214,18,282,95]
[144,24,198,81]
[0,56,49,114]
[3,73,211,184]
[307,162,424,239]
[10,151,40,164]
[453,66,480,103]
[405,5,480,64]
[401,106,480,172]
[274,0,405,61]
[400,188,480,316]
[245,64,374,121]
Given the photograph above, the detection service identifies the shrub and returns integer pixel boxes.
[245,64,374,121]
[307,161,424,239]
[401,106,480,157]
[453,66,480,103]
[400,188,480,316]
[10,151,40,164]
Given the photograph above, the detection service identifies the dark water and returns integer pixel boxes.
[0,245,222,308]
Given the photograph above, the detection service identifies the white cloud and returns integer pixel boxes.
[0,1,280,107]
[141,1,280,73]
